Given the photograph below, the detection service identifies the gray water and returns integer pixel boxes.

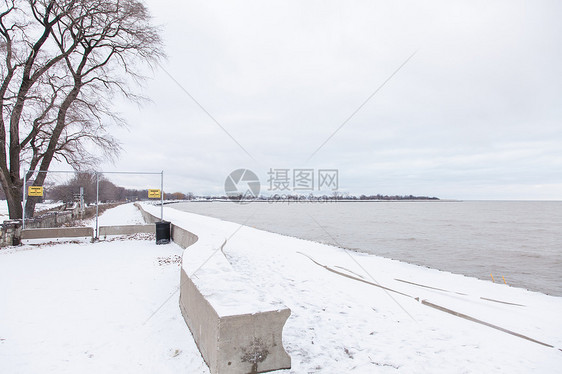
[172,201,562,296]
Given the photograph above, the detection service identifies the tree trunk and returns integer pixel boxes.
[5,183,22,219]
[24,195,41,219]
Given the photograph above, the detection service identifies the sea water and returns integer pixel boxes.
[172,201,562,296]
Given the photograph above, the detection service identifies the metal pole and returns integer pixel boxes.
[95,172,99,239]
[22,173,26,229]
[160,170,164,222]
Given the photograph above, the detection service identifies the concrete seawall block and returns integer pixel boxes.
[136,203,291,374]
[179,268,291,374]
[21,227,93,239]
[99,224,155,236]
[171,224,198,248]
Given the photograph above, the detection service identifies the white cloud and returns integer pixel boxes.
[96,0,562,199]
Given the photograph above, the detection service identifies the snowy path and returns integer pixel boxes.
[84,202,145,227]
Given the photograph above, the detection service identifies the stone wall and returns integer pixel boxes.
[1,207,85,247]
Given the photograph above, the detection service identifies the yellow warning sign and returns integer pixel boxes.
[148,189,161,199]
[28,186,44,197]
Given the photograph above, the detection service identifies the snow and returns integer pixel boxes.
[142,203,562,373]
[0,200,65,221]
[0,204,208,374]
[35,202,66,213]
[1,202,562,373]
[85,202,145,227]
[141,204,286,316]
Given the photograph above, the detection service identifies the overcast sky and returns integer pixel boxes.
[91,0,561,200]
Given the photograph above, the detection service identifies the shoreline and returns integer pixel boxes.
[169,201,562,297]
[149,203,562,372]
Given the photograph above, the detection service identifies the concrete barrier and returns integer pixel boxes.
[135,203,291,374]
[21,227,94,239]
[137,205,160,224]
[170,224,198,248]
[99,224,155,236]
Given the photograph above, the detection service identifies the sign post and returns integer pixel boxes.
[22,177,26,229]
[148,175,164,222]
[95,172,99,239]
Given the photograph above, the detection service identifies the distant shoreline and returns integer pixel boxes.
[187,199,458,203]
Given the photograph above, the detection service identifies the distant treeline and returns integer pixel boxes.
[207,193,439,201]
[46,173,196,203]
[0,172,195,204]
[357,194,439,201]
[0,173,438,203]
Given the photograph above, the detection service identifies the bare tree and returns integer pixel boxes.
[48,172,127,204]
[0,0,163,219]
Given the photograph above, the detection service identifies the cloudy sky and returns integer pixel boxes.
[93,0,561,200]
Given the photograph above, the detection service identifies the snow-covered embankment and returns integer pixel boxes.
[143,203,562,373]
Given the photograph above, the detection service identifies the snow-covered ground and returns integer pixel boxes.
[0,204,208,374]
[0,200,65,221]
[83,202,145,227]
[1,203,561,373]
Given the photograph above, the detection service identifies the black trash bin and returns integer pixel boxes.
[155,221,171,245]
